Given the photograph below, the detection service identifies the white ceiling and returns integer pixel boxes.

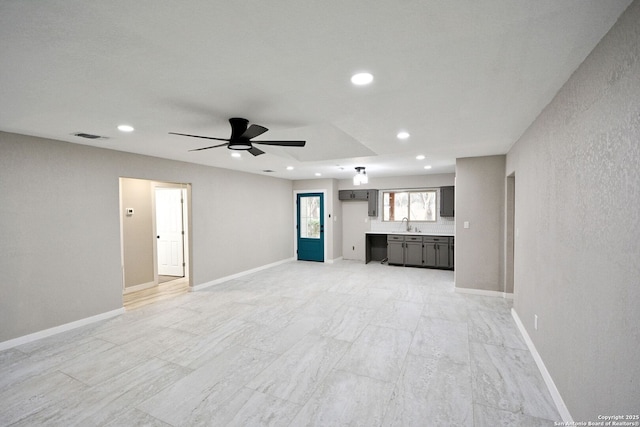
[0,0,631,181]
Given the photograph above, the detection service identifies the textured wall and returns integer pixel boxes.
[0,132,293,342]
[120,178,155,287]
[454,156,506,292]
[506,0,640,419]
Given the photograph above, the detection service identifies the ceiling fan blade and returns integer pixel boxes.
[241,124,268,140]
[248,146,265,156]
[253,140,306,147]
[188,142,229,152]
[169,132,230,142]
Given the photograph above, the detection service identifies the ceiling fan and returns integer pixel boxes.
[169,117,306,156]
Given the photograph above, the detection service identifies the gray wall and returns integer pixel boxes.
[506,0,640,418]
[120,178,155,288]
[0,132,293,342]
[454,155,506,292]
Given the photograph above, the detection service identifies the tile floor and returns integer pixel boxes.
[0,260,561,426]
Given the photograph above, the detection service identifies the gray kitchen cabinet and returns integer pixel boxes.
[339,189,378,217]
[405,237,423,266]
[449,237,455,268]
[423,241,437,267]
[367,190,378,217]
[440,186,455,217]
[368,233,454,270]
[339,190,368,200]
[423,236,450,268]
[387,235,405,265]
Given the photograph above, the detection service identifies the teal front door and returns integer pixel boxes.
[297,193,324,262]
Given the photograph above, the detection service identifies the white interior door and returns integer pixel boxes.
[156,188,184,276]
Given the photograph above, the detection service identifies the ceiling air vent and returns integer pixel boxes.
[262,169,275,173]
[73,132,106,140]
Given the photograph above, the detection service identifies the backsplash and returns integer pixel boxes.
[370,216,455,235]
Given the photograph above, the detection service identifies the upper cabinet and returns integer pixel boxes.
[440,186,455,217]
[339,189,378,217]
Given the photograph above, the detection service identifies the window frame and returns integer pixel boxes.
[382,189,438,222]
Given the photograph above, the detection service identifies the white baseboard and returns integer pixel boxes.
[0,307,125,352]
[191,257,295,291]
[455,286,514,299]
[325,257,343,264]
[511,308,573,423]
[123,280,156,294]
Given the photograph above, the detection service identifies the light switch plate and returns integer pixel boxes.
[463,221,469,229]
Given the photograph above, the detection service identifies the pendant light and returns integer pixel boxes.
[353,167,368,185]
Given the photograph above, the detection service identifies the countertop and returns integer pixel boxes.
[366,231,454,237]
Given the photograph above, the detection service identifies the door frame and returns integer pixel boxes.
[293,189,328,263]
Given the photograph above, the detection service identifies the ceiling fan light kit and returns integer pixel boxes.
[353,166,368,185]
[169,117,306,157]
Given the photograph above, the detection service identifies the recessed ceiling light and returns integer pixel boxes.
[416,155,425,160]
[424,165,432,170]
[231,152,241,158]
[315,173,322,177]
[117,124,134,132]
[286,166,294,170]
[397,131,410,140]
[351,72,373,86]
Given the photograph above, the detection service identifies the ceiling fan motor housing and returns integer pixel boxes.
[228,118,254,149]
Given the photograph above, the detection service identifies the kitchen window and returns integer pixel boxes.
[382,190,437,222]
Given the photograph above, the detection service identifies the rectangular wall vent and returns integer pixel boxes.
[73,132,106,140]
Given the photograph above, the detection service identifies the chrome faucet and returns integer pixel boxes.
[401,217,410,232]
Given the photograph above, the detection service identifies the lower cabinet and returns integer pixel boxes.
[385,234,453,270]
[405,240,423,266]
[423,237,450,268]
[387,235,405,265]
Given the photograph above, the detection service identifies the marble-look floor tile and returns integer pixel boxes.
[58,344,152,386]
[463,294,513,311]
[247,334,350,405]
[194,387,301,427]
[318,304,377,342]
[410,316,469,365]
[291,370,395,427]
[423,293,469,322]
[467,308,527,350]
[117,326,198,358]
[388,282,430,304]
[13,357,190,427]
[0,370,87,425]
[102,408,172,427]
[473,403,557,426]
[137,345,278,426]
[370,299,424,331]
[346,287,393,309]
[169,303,254,335]
[382,354,473,427]
[336,325,412,382]
[234,314,325,355]
[0,260,561,425]
[298,292,352,317]
[470,342,560,420]
[157,319,252,368]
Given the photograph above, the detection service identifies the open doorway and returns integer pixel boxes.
[119,178,191,309]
